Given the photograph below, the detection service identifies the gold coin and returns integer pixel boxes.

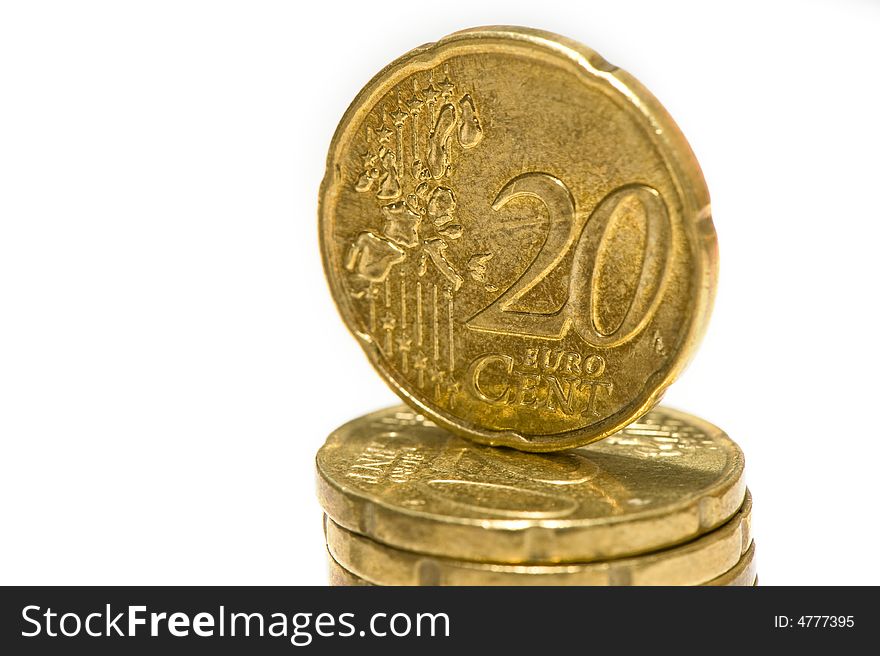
[327,543,755,587]
[319,26,717,451]
[316,405,745,563]
[327,551,372,586]
[324,492,750,586]
[702,541,757,586]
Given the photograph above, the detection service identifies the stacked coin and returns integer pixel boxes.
[316,405,756,585]
[316,27,756,585]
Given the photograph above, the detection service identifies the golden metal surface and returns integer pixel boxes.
[702,541,756,587]
[325,550,754,587]
[327,547,758,587]
[325,539,755,587]
[316,405,745,563]
[325,492,750,586]
[319,26,717,451]
[327,551,372,586]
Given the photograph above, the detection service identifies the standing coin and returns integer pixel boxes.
[319,26,717,451]
[316,405,745,563]
[324,492,751,586]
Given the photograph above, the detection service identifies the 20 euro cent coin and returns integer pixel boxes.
[319,26,717,450]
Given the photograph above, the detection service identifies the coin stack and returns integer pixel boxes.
[316,27,756,585]
[318,405,755,586]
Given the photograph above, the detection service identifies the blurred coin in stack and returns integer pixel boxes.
[327,554,371,587]
[326,543,758,587]
[703,542,757,587]
[316,405,755,585]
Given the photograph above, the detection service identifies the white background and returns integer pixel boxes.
[1,0,878,586]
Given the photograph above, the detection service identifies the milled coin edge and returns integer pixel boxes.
[324,492,751,585]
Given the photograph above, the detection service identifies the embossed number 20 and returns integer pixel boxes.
[466,173,671,346]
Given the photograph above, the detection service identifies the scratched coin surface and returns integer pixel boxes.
[319,26,717,450]
[325,492,751,586]
[315,405,745,563]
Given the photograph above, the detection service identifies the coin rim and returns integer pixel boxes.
[324,492,751,585]
[701,540,757,587]
[318,25,718,451]
[327,549,373,586]
[325,543,757,587]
